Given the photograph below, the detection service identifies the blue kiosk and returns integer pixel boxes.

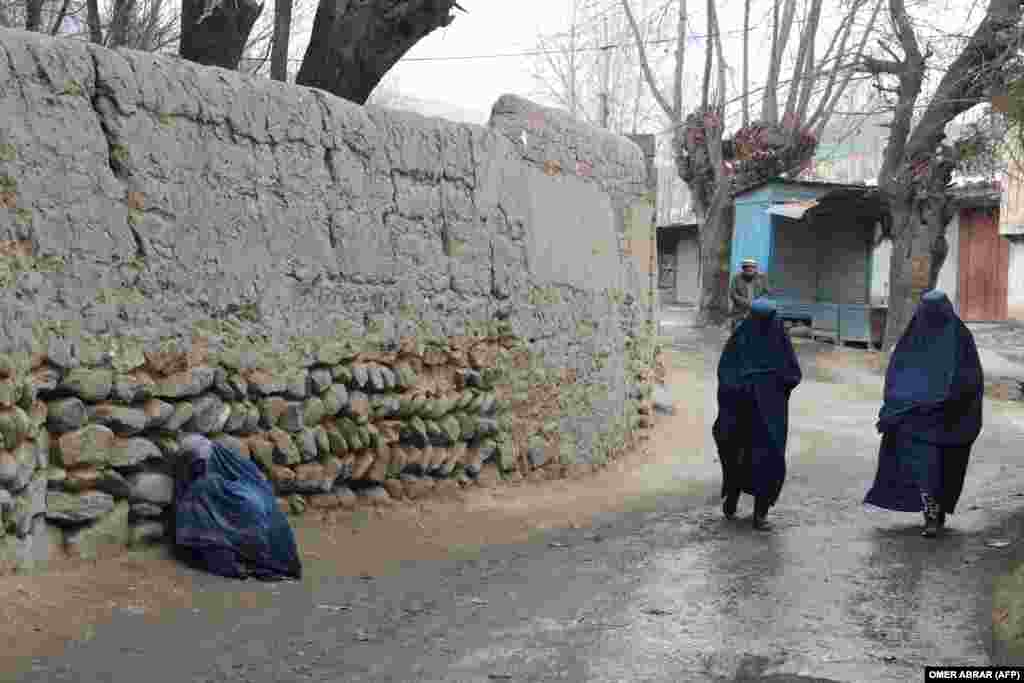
[731,179,887,346]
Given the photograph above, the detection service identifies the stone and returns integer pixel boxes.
[269,465,296,488]
[456,369,483,389]
[127,472,174,505]
[348,392,370,420]
[248,373,288,397]
[130,520,166,546]
[352,364,369,389]
[244,403,262,433]
[47,466,67,488]
[323,384,349,416]
[92,404,149,436]
[367,446,391,482]
[380,367,397,391]
[330,364,353,384]
[403,478,435,500]
[30,366,61,395]
[185,394,227,434]
[213,367,240,400]
[142,399,175,428]
[303,397,326,427]
[220,402,246,434]
[249,438,274,472]
[47,397,86,433]
[152,367,216,399]
[46,336,77,370]
[298,428,319,462]
[393,363,416,389]
[0,444,35,492]
[10,474,46,537]
[355,486,391,505]
[108,437,163,469]
[64,501,130,560]
[112,374,155,403]
[475,418,500,438]
[288,495,306,515]
[309,368,333,395]
[228,373,249,399]
[318,343,357,366]
[154,436,182,459]
[95,469,132,499]
[291,463,331,494]
[64,466,102,492]
[54,421,114,471]
[352,453,375,480]
[325,427,349,456]
[0,407,31,449]
[269,429,300,465]
[280,402,305,433]
[259,396,288,428]
[46,490,116,525]
[284,372,310,400]
[464,463,481,479]
[367,365,386,392]
[382,479,405,501]
[527,444,548,468]
[331,486,358,508]
[162,401,195,432]
[59,368,114,402]
[130,502,164,520]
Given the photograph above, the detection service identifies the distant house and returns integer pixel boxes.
[872,180,1006,322]
[999,167,1024,321]
[654,150,699,306]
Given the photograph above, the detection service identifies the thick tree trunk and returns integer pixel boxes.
[881,195,951,351]
[86,0,104,43]
[297,0,459,104]
[109,0,138,47]
[271,0,293,81]
[695,190,733,327]
[180,0,264,71]
[24,0,44,31]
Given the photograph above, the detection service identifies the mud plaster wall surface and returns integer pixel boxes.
[0,29,656,571]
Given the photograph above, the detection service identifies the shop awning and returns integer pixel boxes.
[767,200,819,220]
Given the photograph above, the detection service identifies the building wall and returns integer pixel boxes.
[1008,238,1024,321]
[675,230,700,303]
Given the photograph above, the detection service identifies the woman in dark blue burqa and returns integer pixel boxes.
[864,289,984,537]
[713,298,802,530]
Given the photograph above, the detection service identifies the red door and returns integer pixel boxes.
[958,208,1009,321]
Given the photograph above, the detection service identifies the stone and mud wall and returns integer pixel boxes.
[0,28,659,572]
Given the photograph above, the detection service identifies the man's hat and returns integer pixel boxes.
[741,258,758,267]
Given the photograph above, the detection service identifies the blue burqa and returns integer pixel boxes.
[712,300,802,508]
[864,290,984,514]
[174,435,303,580]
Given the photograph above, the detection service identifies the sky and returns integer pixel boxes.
[289,0,576,125]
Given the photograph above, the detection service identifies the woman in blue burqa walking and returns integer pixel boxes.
[864,290,984,537]
[713,298,802,530]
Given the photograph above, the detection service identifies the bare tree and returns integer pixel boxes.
[862,0,1024,349]
[270,0,292,81]
[530,0,666,135]
[296,0,464,105]
[623,0,883,325]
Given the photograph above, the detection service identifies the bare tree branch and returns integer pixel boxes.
[672,0,686,120]
[621,0,676,121]
[762,0,797,123]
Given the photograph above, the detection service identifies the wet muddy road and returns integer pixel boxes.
[16,347,1024,683]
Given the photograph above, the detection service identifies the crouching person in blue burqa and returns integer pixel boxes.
[174,434,303,580]
[864,290,984,538]
[713,298,802,530]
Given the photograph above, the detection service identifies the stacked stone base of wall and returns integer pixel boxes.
[0,328,662,574]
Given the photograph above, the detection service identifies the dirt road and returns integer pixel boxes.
[8,346,1024,682]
